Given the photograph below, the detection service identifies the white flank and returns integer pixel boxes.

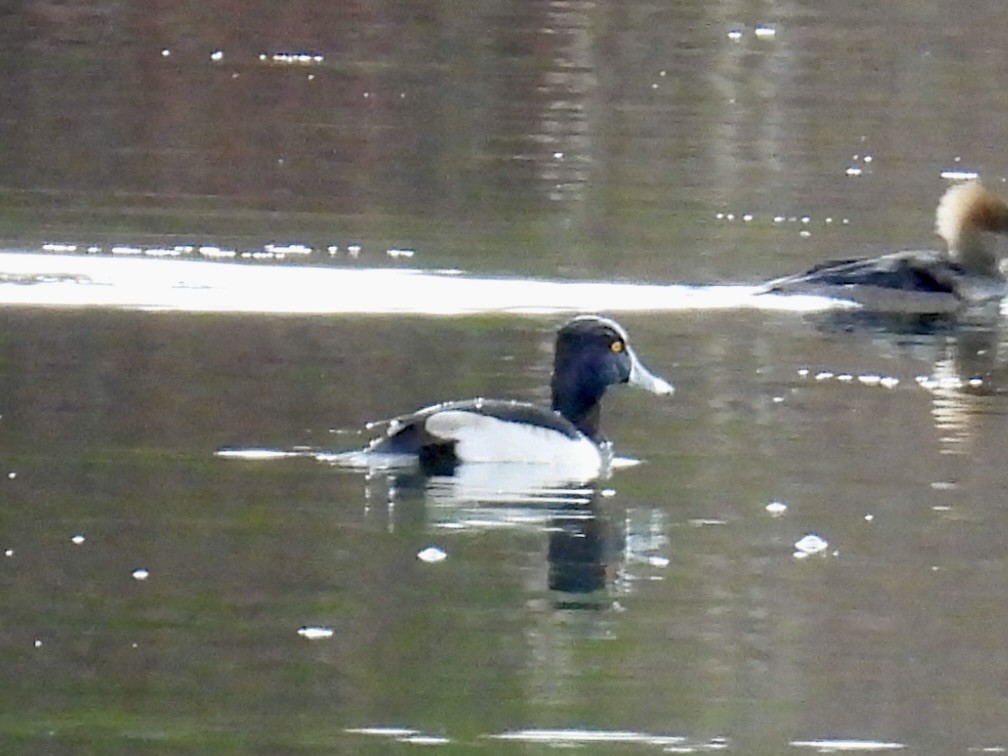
[424,410,602,473]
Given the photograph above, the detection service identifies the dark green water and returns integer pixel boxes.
[4,1,1008,753]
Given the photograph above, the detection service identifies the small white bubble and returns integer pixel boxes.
[132,568,150,581]
[7,472,15,480]
[794,533,828,555]
[417,546,447,563]
[766,501,788,516]
[33,639,42,648]
[161,49,171,57]
[4,549,12,557]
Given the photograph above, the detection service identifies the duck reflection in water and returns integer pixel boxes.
[546,497,620,602]
[360,467,668,607]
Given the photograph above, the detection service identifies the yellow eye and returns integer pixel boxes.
[610,340,624,353]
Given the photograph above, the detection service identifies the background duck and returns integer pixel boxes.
[350,315,673,477]
[764,181,1008,313]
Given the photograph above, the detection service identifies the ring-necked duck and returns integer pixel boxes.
[355,315,673,476]
[764,181,1008,313]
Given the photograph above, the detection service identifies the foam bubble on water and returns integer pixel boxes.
[794,533,828,557]
[766,501,787,516]
[417,546,447,563]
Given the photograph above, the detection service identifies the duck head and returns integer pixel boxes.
[550,315,673,440]
[935,181,1008,277]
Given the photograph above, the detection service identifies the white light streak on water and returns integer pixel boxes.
[791,739,905,752]
[297,626,334,640]
[0,253,841,315]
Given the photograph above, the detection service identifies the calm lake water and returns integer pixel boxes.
[3,1,1008,753]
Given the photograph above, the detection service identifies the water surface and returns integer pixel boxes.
[4,1,1008,753]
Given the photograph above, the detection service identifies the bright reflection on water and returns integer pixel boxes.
[0,250,838,314]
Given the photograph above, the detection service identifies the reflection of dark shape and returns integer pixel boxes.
[805,309,969,337]
[547,500,622,600]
